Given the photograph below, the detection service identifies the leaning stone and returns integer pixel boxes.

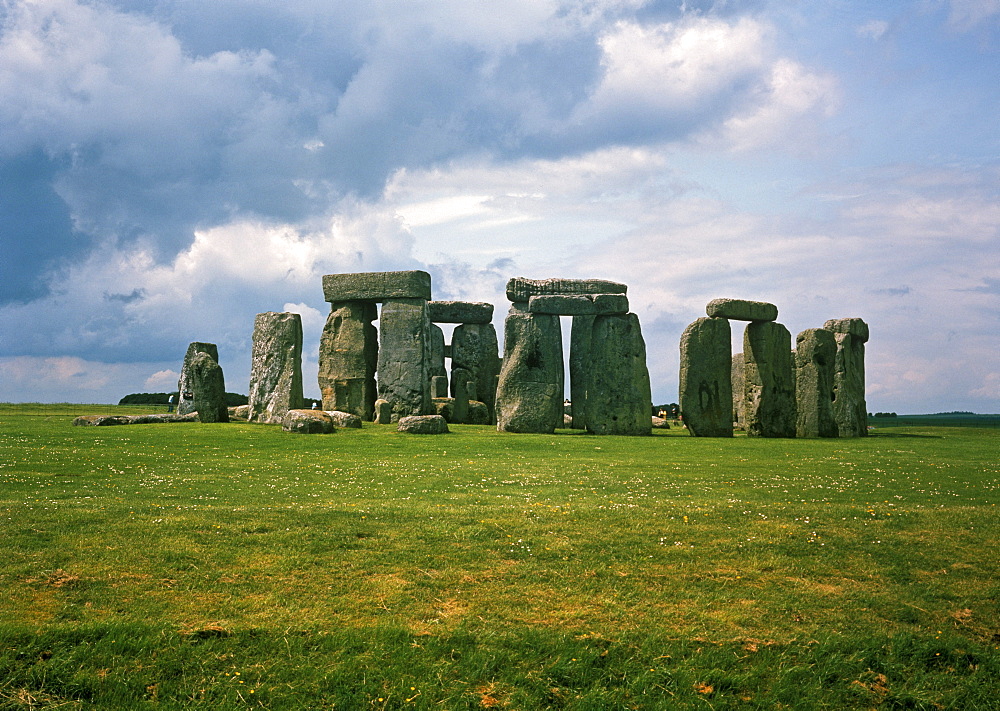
[325,410,363,428]
[322,270,432,302]
[374,399,392,424]
[397,415,449,434]
[282,409,335,434]
[744,321,796,437]
[795,329,837,438]
[527,293,629,316]
[495,311,563,433]
[587,313,652,435]
[678,317,733,437]
[706,298,778,322]
[427,301,494,324]
[824,317,869,343]
[377,299,433,420]
[176,342,220,416]
[506,277,627,302]
[450,323,501,422]
[318,301,378,419]
[184,352,229,423]
[248,312,304,424]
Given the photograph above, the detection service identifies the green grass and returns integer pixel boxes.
[1,404,998,709]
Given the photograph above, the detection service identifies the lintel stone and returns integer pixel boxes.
[527,293,629,316]
[706,298,778,322]
[322,270,431,303]
[506,277,626,303]
[427,300,494,324]
[823,317,869,343]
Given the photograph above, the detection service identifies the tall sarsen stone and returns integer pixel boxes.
[248,312,304,424]
[679,317,733,437]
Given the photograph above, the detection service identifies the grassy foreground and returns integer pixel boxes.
[1,405,998,709]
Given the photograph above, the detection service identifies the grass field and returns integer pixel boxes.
[1,404,998,709]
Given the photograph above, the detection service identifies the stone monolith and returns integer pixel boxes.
[450,323,500,421]
[586,313,652,435]
[795,328,837,438]
[744,321,796,437]
[318,301,378,419]
[569,314,595,429]
[248,312,304,424]
[495,308,563,433]
[678,318,733,437]
[377,299,432,421]
[825,318,869,437]
[177,342,227,421]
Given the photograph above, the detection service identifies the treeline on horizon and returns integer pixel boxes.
[118,392,249,407]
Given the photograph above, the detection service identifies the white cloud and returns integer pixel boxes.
[857,20,889,40]
[946,0,1000,32]
[144,369,179,390]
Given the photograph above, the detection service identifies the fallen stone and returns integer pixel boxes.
[325,410,363,428]
[282,409,335,434]
[228,405,251,421]
[586,313,653,436]
[495,311,563,433]
[744,321,796,437]
[397,414,449,434]
[322,270,432,302]
[73,415,134,426]
[795,328,838,438]
[706,298,778,322]
[652,416,670,429]
[427,301,494,324]
[506,277,627,302]
[527,293,629,316]
[126,413,200,424]
[248,312,304,424]
[318,301,378,419]
[678,317,733,437]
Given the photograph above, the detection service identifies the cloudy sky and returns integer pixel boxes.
[1,0,998,414]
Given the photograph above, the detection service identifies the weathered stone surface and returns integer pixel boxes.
[527,293,629,316]
[73,415,131,426]
[178,348,229,423]
[429,323,447,380]
[431,374,448,398]
[744,321,796,437]
[506,277,627,302]
[466,400,490,425]
[824,317,870,343]
[176,342,219,416]
[322,270,431,302]
[495,310,564,433]
[427,301,494,324]
[374,399,392,424]
[450,323,501,422]
[706,298,778,322]
[318,301,378,419]
[377,299,432,421]
[397,414,449,434]
[569,314,594,429]
[282,409,335,434]
[127,413,200,424]
[248,312,304,424]
[431,398,454,421]
[678,318,733,437]
[826,320,869,437]
[732,353,745,430]
[587,313,652,435]
[795,328,838,438]
[451,369,471,424]
[652,416,670,429]
[325,410,363,428]
[229,405,251,421]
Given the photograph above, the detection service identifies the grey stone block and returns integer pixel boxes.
[527,293,629,315]
[427,301,494,324]
[322,270,432,302]
[506,277,626,302]
[706,298,778,322]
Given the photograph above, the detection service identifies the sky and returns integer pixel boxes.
[1,0,998,414]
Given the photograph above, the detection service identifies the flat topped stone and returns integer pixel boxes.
[706,298,778,322]
[427,301,494,324]
[397,414,449,434]
[527,293,629,315]
[506,277,627,303]
[322,270,431,303]
[824,317,869,343]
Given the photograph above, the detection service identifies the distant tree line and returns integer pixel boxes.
[872,412,898,418]
[118,392,248,406]
[652,403,680,418]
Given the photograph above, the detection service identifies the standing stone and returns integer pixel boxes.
[318,301,378,419]
[377,299,432,421]
[732,353,745,431]
[495,308,563,433]
[429,323,447,380]
[678,318,733,437]
[452,371,470,424]
[569,315,595,429]
[451,323,501,422]
[248,312,304,424]
[587,313,652,435]
[374,399,392,424]
[824,318,869,437]
[177,342,225,419]
[744,321,796,437]
[184,352,229,423]
[795,328,838,438]
[431,375,449,398]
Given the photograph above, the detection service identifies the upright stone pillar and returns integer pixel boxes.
[248,312,304,424]
[794,328,837,438]
[318,301,378,419]
[177,342,228,423]
[177,342,223,418]
[451,323,500,422]
[678,317,733,437]
[378,299,433,421]
[744,321,796,437]
[495,306,563,433]
[587,313,652,435]
[429,323,447,382]
[732,353,745,431]
[569,314,595,429]
[824,318,869,437]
